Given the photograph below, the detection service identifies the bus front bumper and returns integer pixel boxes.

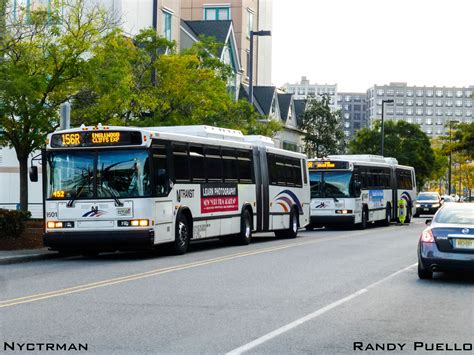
[44,229,155,252]
[310,215,355,227]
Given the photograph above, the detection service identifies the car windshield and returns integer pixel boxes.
[417,193,439,201]
[47,150,151,199]
[310,171,352,198]
[434,207,474,224]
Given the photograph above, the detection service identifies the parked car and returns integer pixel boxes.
[414,192,442,217]
[441,195,455,203]
[418,203,474,279]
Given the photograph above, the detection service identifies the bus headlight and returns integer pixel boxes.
[47,221,74,229]
[118,219,149,227]
[416,203,420,207]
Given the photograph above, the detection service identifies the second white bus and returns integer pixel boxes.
[307,155,416,229]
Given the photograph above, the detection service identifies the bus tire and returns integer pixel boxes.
[359,208,368,230]
[235,208,252,245]
[382,204,391,226]
[275,208,299,239]
[173,214,190,255]
[305,224,314,231]
[404,206,412,224]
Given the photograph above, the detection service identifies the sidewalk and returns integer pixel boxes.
[0,248,60,265]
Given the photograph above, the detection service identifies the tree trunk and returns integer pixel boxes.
[18,155,29,212]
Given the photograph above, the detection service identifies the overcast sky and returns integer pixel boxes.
[272,0,474,92]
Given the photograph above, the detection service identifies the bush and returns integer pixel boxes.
[0,209,32,238]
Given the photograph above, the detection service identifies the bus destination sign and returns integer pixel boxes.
[308,161,349,170]
[51,131,142,148]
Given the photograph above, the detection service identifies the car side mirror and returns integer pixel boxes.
[425,219,432,226]
[29,166,38,182]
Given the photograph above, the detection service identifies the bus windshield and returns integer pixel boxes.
[310,171,353,198]
[47,150,152,199]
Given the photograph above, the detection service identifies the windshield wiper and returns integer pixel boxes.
[67,179,88,208]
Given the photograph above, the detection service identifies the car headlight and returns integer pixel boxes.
[432,203,440,208]
[416,204,420,207]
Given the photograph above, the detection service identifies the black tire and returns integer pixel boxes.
[359,209,368,230]
[173,214,190,255]
[418,262,433,279]
[404,206,412,224]
[275,209,299,239]
[382,204,391,226]
[413,213,419,218]
[235,209,252,245]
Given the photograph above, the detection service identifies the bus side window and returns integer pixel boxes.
[172,143,190,183]
[302,159,308,185]
[237,150,253,184]
[190,145,205,182]
[222,148,238,183]
[205,146,223,182]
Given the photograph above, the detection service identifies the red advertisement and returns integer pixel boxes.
[201,184,239,213]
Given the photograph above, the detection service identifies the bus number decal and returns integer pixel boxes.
[201,184,238,213]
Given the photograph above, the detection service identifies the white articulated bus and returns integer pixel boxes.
[307,155,416,229]
[30,125,310,254]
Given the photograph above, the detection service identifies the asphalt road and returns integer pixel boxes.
[1,218,473,354]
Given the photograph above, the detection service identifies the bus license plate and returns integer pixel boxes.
[454,239,474,249]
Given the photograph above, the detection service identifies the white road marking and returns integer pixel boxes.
[226,263,417,355]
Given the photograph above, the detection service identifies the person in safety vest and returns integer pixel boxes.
[398,198,407,224]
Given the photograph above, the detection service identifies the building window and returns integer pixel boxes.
[416,90,424,97]
[406,99,413,106]
[163,10,172,41]
[344,122,350,128]
[387,89,395,96]
[396,99,404,106]
[445,100,453,107]
[204,7,230,20]
[436,109,443,116]
[455,100,463,107]
[446,90,453,97]
[426,90,434,97]
[426,108,433,116]
[396,89,405,97]
[466,101,473,107]
[436,100,443,107]
[377,89,384,96]
[436,90,443,97]
[247,9,254,38]
[344,113,350,119]
[396,108,404,115]
[416,99,423,106]
[345,95,351,102]
[406,108,413,115]
[416,117,422,124]
[426,99,433,106]
[406,117,413,123]
[456,90,463,97]
[455,109,462,116]
[406,90,414,97]
[416,108,423,115]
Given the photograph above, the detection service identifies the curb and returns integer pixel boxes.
[0,252,61,265]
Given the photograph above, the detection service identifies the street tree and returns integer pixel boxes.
[0,1,118,211]
[348,120,435,187]
[301,95,345,158]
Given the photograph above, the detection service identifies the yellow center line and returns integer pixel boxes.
[0,226,404,309]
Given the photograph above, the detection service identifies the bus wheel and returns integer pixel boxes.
[382,204,391,226]
[275,209,299,239]
[359,209,368,230]
[404,207,412,224]
[173,214,190,255]
[235,209,252,245]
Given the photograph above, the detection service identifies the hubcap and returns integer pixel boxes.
[292,216,298,232]
[178,222,188,248]
[245,218,251,238]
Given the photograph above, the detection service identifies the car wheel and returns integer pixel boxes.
[235,209,252,245]
[173,214,190,255]
[417,262,433,279]
[275,209,299,239]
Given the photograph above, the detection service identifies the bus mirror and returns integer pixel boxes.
[155,169,167,186]
[29,166,38,182]
[354,181,362,196]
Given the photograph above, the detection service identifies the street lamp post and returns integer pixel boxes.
[248,30,271,104]
[380,99,394,156]
[447,120,459,195]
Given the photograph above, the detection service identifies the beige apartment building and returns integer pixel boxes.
[181,0,272,85]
